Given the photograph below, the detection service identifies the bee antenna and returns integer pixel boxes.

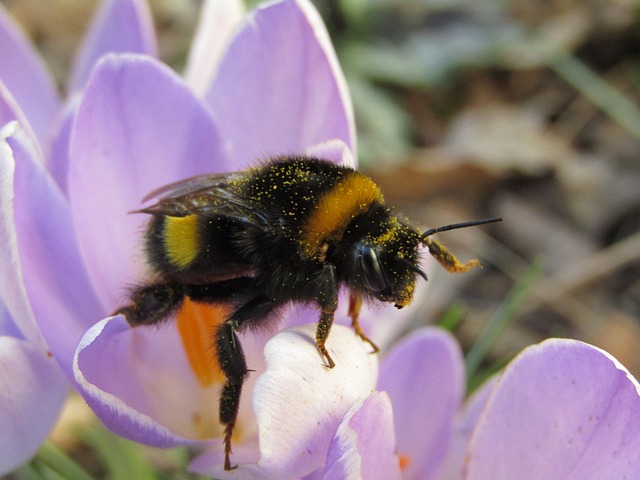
[421,217,502,242]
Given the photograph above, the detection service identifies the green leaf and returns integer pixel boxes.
[25,441,95,480]
[438,301,467,332]
[79,424,158,480]
[548,48,640,141]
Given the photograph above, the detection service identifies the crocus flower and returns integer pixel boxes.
[3,0,426,474]
[190,324,640,479]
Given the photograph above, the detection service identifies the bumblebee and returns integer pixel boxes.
[117,156,501,470]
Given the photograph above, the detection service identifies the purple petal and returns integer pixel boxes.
[377,327,464,480]
[0,81,39,149]
[45,94,80,194]
[466,339,640,479]
[68,0,157,92]
[435,376,498,480]
[0,123,41,346]
[205,0,355,167]
[75,315,273,450]
[1,123,103,373]
[0,4,59,143]
[0,300,24,340]
[74,315,205,446]
[322,392,401,480]
[184,0,245,96]
[218,325,378,479]
[69,53,230,309]
[190,438,261,476]
[305,139,356,167]
[359,275,431,351]
[0,335,68,475]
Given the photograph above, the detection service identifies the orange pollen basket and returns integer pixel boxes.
[176,298,227,387]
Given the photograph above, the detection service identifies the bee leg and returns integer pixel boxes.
[215,295,276,471]
[115,283,185,326]
[315,264,339,369]
[216,319,246,471]
[348,292,379,354]
[423,237,481,273]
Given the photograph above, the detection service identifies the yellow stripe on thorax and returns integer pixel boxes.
[302,172,382,258]
[163,214,200,268]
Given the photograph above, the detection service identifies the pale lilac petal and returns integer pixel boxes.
[4,123,103,374]
[188,332,277,474]
[0,300,23,340]
[184,0,245,96]
[0,335,68,475]
[206,0,355,168]
[1,122,102,373]
[359,276,431,351]
[0,81,39,149]
[76,316,272,451]
[378,327,464,480]
[250,325,377,476]
[0,4,59,143]
[0,122,41,346]
[46,93,80,194]
[304,139,356,167]
[74,315,207,446]
[201,325,378,479]
[435,376,498,480]
[322,392,401,480]
[68,0,156,92]
[466,339,640,479]
[190,438,261,475]
[69,53,230,309]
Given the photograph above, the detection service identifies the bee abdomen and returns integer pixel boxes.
[144,214,200,276]
[162,214,200,269]
[144,214,253,280]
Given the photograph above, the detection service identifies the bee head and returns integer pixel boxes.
[354,216,503,306]
[356,223,425,308]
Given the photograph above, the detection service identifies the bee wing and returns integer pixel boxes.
[137,171,266,224]
[142,171,243,203]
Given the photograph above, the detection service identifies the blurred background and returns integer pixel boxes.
[2,0,640,478]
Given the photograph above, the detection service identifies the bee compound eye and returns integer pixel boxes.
[360,244,389,292]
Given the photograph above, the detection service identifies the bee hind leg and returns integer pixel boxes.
[215,295,277,471]
[115,283,185,326]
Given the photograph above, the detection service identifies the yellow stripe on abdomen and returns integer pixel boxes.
[302,172,383,257]
[163,214,200,269]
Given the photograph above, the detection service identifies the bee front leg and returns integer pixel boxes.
[348,292,379,354]
[423,237,481,273]
[315,264,339,369]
